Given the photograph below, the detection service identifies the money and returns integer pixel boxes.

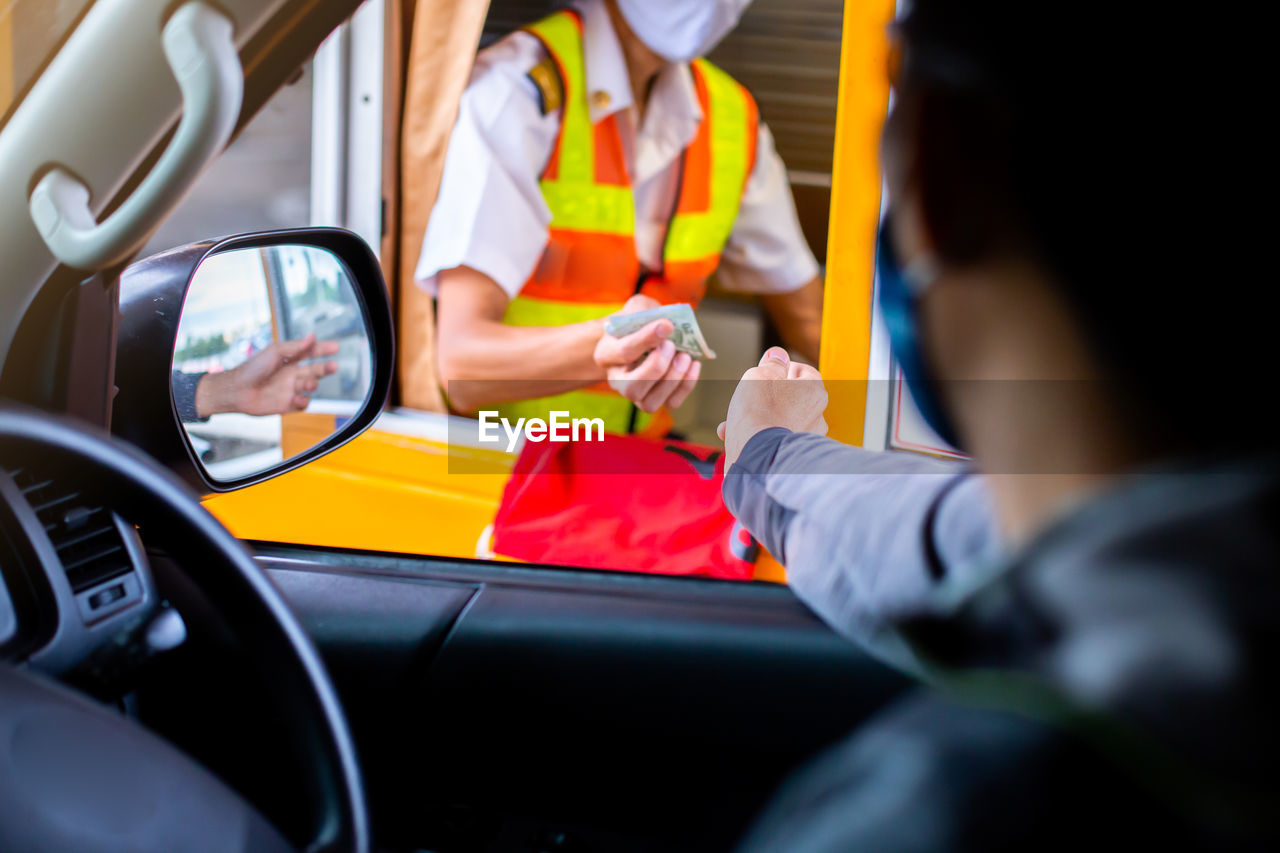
[603,303,717,360]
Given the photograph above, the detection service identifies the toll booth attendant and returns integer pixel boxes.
[416,0,824,435]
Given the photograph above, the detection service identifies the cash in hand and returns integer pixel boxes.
[603,303,717,360]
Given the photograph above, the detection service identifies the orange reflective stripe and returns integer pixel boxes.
[678,66,714,214]
[523,230,639,303]
[665,59,755,264]
[641,257,720,306]
[643,60,758,307]
[593,116,629,186]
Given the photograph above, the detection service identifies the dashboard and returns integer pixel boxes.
[0,465,157,673]
[0,406,369,852]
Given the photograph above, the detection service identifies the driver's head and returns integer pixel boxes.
[611,0,752,63]
[881,0,1257,463]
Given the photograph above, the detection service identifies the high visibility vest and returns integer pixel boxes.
[496,8,759,435]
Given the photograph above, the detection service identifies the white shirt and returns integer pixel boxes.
[415,0,819,300]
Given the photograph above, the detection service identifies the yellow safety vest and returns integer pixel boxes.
[494,8,758,435]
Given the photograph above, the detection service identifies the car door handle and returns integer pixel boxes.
[27,2,242,271]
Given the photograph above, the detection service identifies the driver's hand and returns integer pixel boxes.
[594,295,701,413]
[195,333,339,418]
[717,347,828,467]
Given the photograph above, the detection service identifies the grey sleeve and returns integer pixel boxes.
[172,371,207,424]
[723,429,1001,669]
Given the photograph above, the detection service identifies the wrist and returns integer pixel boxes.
[728,425,792,472]
[194,371,235,418]
[585,318,610,380]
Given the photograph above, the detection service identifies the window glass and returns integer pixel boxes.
[193,2,858,587]
[475,0,843,445]
[139,63,314,257]
[269,244,370,403]
[2,0,96,126]
[416,1,847,580]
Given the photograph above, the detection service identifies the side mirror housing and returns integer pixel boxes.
[113,228,394,493]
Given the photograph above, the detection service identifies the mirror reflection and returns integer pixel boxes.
[172,244,372,483]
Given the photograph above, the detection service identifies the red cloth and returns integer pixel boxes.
[492,434,758,579]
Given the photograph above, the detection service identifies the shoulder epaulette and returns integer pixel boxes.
[526,55,563,116]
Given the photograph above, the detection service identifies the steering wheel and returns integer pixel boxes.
[0,407,369,853]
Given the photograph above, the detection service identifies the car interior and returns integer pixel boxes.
[1,1,909,851]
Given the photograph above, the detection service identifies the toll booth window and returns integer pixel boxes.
[191,1,850,586]
[465,0,842,447]
[411,0,844,582]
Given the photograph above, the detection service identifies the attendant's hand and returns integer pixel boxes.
[594,295,701,413]
[196,333,339,418]
[717,347,828,467]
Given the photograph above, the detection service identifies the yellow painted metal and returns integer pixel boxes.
[280,411,338,458]
[206,412,790,581]
[819,0,896,447]
[753,552,786,583]
[205,419,514,558]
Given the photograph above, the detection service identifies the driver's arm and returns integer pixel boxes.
[188,335,338,418]
[723,426,1000,674]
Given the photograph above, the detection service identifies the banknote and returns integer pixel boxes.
[603,303,717,360]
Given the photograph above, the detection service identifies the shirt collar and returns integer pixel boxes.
[575,0,703,134]
[577,0,633,123]
[645,61,702,148]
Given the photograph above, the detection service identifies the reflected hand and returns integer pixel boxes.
[594,295,701,413]
[717,347,828,467]
[195,333,340,418]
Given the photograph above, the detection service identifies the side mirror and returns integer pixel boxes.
[114,228,394,493]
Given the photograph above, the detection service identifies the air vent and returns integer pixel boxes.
[7,468,133,595]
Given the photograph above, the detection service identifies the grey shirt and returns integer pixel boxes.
[724,429,1280,850]
[723,427,1002,672]
[171,371,207,424]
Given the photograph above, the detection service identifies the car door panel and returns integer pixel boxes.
[266,566,478,691]
[254,545,907,850]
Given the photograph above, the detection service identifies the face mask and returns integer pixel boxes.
[615,0,752,63]
[875,216,961,448]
